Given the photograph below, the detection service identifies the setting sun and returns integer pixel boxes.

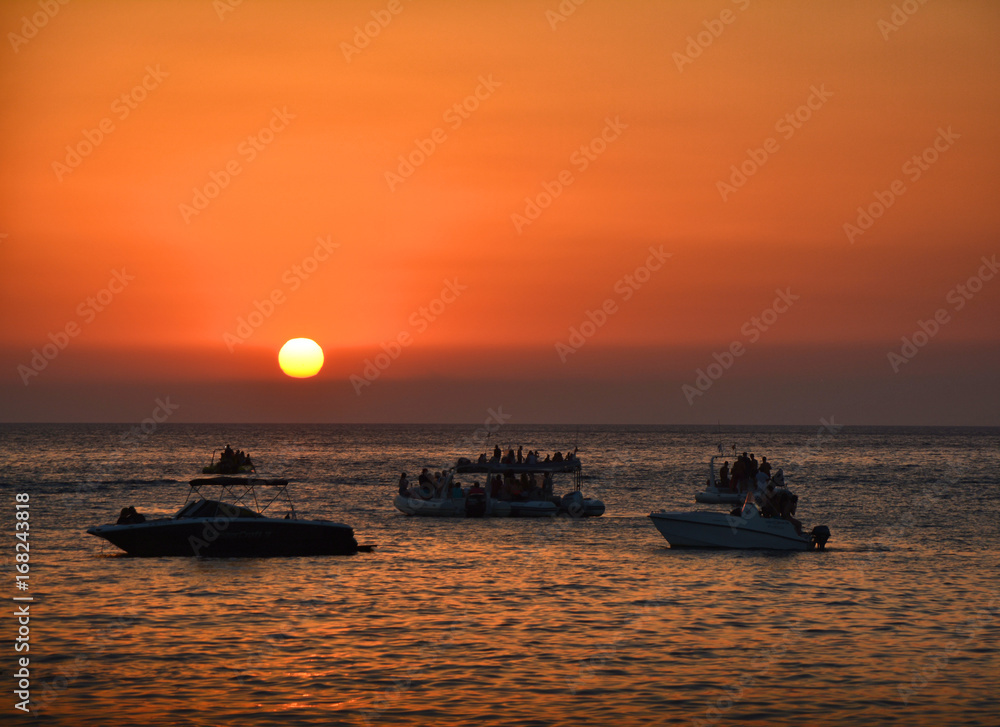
[278,338,324,378]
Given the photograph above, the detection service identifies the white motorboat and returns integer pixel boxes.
[694,454,743,504]
[649,502,830,551]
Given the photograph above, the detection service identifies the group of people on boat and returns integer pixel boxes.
[718,451,801,534]
[216,444,254,474]
[398,469,463,499]
[475,445,578,465]
[718,452,782,492]
[398,467,556,502]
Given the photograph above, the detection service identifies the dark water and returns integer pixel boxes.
[1,423,998,726]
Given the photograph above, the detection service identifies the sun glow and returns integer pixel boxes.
[278,338,324,378]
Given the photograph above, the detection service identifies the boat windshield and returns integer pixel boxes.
[175,499,263,519]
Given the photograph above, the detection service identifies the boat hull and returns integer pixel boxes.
[694,489,743,505]
[88,518,358,557]
[649,507,813,551]
[509,500,558,517]
[393,495,513,517]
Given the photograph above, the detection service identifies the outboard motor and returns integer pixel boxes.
[465,493,487,518]
[809,525,831,551]
[561,491,585,518]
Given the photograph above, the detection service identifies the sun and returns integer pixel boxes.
[278,338,324,378]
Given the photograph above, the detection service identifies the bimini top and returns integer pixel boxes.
[183,476,296,519]
[454,458,582,474]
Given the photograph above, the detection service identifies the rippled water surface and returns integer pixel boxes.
[2,424,999,726]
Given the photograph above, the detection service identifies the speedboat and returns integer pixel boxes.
[649,502,831,551]
[694,454,743,504]
[87,476,361,557]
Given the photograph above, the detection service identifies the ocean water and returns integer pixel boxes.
[1,423,998,726]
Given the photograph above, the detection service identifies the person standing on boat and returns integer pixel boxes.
[398,472,412,498]
[493,445,502,461]
[517,446,523,464]
[755,468,769,492]
[719,461,730,490]
[731,457,746,492]
[417,469,434,497]
[759,456,771,477]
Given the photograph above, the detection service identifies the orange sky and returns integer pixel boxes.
[2,0,998,424]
